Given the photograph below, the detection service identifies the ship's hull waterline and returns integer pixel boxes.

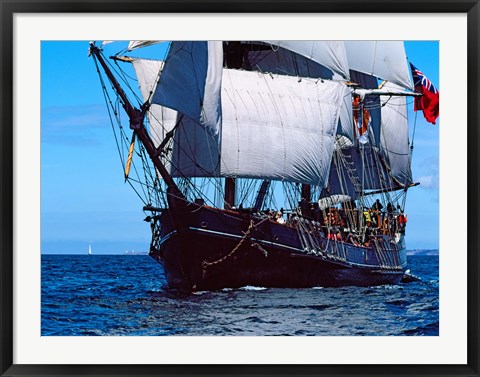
[149,205,407,291]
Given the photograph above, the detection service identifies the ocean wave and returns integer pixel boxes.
[192,290,210,295]
[373,284,404,290]
[238,285,267,291]
[42,254,438,336]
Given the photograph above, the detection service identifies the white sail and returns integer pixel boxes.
[132,41,411,187]
[132,58,163,100]
[318,194,351,210]
[169,70,346,185]
[219,69,345,186]
[336,90,354,141]
[128,40,164,51]
[379,82,413,185]
[129,40,350,80]
[132,58,178,146]
[349,71,383,146]
[325,145,393,199]
[88,244,92,255]
[325,83,413,199]
[344,41,413,90]
[263,41,350,80]
[138,42,345,186]
[132,52,220,177]
[169,114,221,177]
[152,41,223,136]
[148,41,223,177]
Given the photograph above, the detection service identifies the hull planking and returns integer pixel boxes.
[149,204,407,291]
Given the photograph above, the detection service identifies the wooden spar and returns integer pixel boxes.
[300,184,312,216]
[301,184,311,202]
[364,182,420,197]
[354,88,422,97]
[378,80,387,89]
[154,114,184,157]
[89,43,186,208]
[224,178,236,209]
[125,133,136,180]
[110,55,135,63]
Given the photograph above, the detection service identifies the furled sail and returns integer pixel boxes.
[318,194,351,210]
[344,41,413,91]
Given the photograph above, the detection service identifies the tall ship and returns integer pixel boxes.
[89,40,438,291]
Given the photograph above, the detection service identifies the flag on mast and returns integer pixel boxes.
[410,63,439,125]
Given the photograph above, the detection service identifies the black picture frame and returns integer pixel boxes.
[1,1,479,376]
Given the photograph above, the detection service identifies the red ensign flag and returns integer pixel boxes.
[410,63,439,125]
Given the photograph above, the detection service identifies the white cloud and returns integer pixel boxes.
[417,175,437,189]
[41,104,113,146]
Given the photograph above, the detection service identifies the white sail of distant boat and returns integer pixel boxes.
[88,244,92,256]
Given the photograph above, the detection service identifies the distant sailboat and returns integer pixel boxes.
[88,244,92,256]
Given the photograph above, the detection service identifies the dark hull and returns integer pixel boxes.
[150,205,407,291]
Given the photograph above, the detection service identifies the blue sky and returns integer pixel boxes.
[41,41,439,254]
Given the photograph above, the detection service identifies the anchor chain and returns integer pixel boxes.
[201,217,269,277]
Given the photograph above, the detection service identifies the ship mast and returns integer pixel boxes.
[224,178,236,209]
[89,43,186,209]
[300,184,311,216]
[253,180,271,211]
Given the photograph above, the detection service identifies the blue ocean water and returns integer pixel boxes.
[41,254,438,336]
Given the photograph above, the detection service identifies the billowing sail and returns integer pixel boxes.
[132,54,220,176]
[263,41,350,80]
[379,82,413,186]
[128,41,163,51]
[350,71,382,146]
[152,41,223,136]
[336,67,416,149]
[325,145,394,200]
[336,89,354,141]
[344,41,413,91]
[139,41,345,186]
[220,69,346,186]
[223,41,335,80]
[168,115,221,177]
[168,69,346,185]
[132,58,178,146]
[132,58,163,99]
[128,40,350,81]
[131,40,412,189]
[325,82,413,199]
